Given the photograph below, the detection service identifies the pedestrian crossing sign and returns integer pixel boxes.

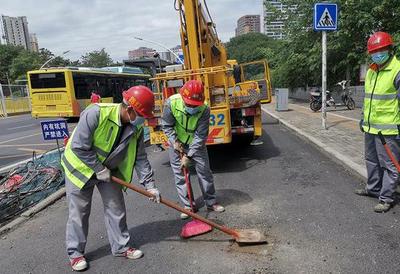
[314,3,338,31]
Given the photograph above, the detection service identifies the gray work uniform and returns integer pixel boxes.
[364,133,399,203]
[362,68,400,204]
[162,99,216,208]
[66,104,155,259]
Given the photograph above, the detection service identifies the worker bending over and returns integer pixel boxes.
[62,86,160,271]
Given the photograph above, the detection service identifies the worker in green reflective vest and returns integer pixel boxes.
[355,32,400,213]
[62,86,160,271]
[162,80,225,220]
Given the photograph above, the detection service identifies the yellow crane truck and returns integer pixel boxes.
[148,0,272,146]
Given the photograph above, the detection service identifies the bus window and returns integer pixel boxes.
[30,72,66,89]
[73,73,114,99]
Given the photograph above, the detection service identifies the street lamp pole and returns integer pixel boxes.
[134,36,184,66]
[40,50,71,70]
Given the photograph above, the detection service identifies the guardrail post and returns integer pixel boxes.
[0,84,7,117]
[25,85,32,112]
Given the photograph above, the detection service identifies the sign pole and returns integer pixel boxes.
[56,138,61,159]
[322,30,327,130]
[314,2,338,130]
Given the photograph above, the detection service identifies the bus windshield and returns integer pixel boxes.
[29,72,66,89]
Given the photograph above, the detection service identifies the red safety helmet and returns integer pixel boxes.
[90,92,101,103]
[179,80,205,106]
[122,86,154,118]
[367,31,393,54]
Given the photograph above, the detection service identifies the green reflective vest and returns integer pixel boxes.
[61,103,141,189]
[170,94,206,145]
[362,57,400,135]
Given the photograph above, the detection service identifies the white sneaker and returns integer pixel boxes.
[70,256,88,271]
[124,247,143,259]
[180,207,192,220]
[207,203,225,212]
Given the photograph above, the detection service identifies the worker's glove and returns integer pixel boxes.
[147,188,161,203]
[180,155,191,169]
[96,167,111,182]
[173,141,184,153]
[359,119,364,133]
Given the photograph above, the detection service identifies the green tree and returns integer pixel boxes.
[9,50,42,81]
[264,0,400,88]
[0,44,24,83]
[0,45,82,83]
[38,48,76,68]
[80,48,113,67]
[226,33,284,86]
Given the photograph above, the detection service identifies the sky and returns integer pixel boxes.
[1,0,264,62]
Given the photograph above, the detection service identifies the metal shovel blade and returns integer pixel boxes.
[234,229,267,244]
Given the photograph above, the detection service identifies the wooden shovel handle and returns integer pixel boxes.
[111,176,238,237]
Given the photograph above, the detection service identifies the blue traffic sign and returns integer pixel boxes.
[40,119,69,140]
[314,3,338,31]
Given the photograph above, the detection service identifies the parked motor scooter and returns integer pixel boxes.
[309,80,355,112]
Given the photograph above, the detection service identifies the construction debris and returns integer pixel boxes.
[0,151,63,225]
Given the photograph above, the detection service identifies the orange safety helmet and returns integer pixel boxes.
[179,80,205,106]
[122,85,155,118]
[367,31,393,54]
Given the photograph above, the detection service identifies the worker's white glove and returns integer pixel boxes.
[96,167,111,182]
[147,188,161,203]
[180,155,191,169]
[173,141,184,153]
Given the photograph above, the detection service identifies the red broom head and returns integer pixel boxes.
[181,220,213,238]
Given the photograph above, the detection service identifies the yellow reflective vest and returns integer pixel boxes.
[362,57,400,135]
[61,104,141,189]
[170,94,206,145]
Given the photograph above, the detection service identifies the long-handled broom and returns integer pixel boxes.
[180,166,213,238]
[111,176,266,244]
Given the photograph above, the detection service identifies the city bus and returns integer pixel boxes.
[27,67,152,118]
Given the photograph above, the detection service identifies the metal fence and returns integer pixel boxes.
[0,84,31,117]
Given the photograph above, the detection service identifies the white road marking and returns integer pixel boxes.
[0,153,32,159]
[0,143,54,147]
[18,148,46,154]
[7,124,36,130]
[0,132,42,145]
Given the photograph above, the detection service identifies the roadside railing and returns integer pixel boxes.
[0,84,31,117]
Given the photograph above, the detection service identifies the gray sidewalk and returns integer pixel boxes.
[262,98,367,180]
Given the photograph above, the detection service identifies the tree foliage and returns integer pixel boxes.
[275,0,400,87]
[80,48,112,67]
[227,0,400,88]
[0,45,116,84]
[226,33,284,86]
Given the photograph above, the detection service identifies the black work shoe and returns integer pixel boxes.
[374,202,392,213]
[354,189,370,196]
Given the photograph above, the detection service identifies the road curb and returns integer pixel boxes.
[21,187,66,217]
[0,187,66,235]
[262,107,367,181]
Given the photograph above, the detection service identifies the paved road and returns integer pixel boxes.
[0,113,399,273]
[0,115,76,168]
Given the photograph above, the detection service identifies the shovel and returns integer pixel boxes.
[111,176,266,244]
